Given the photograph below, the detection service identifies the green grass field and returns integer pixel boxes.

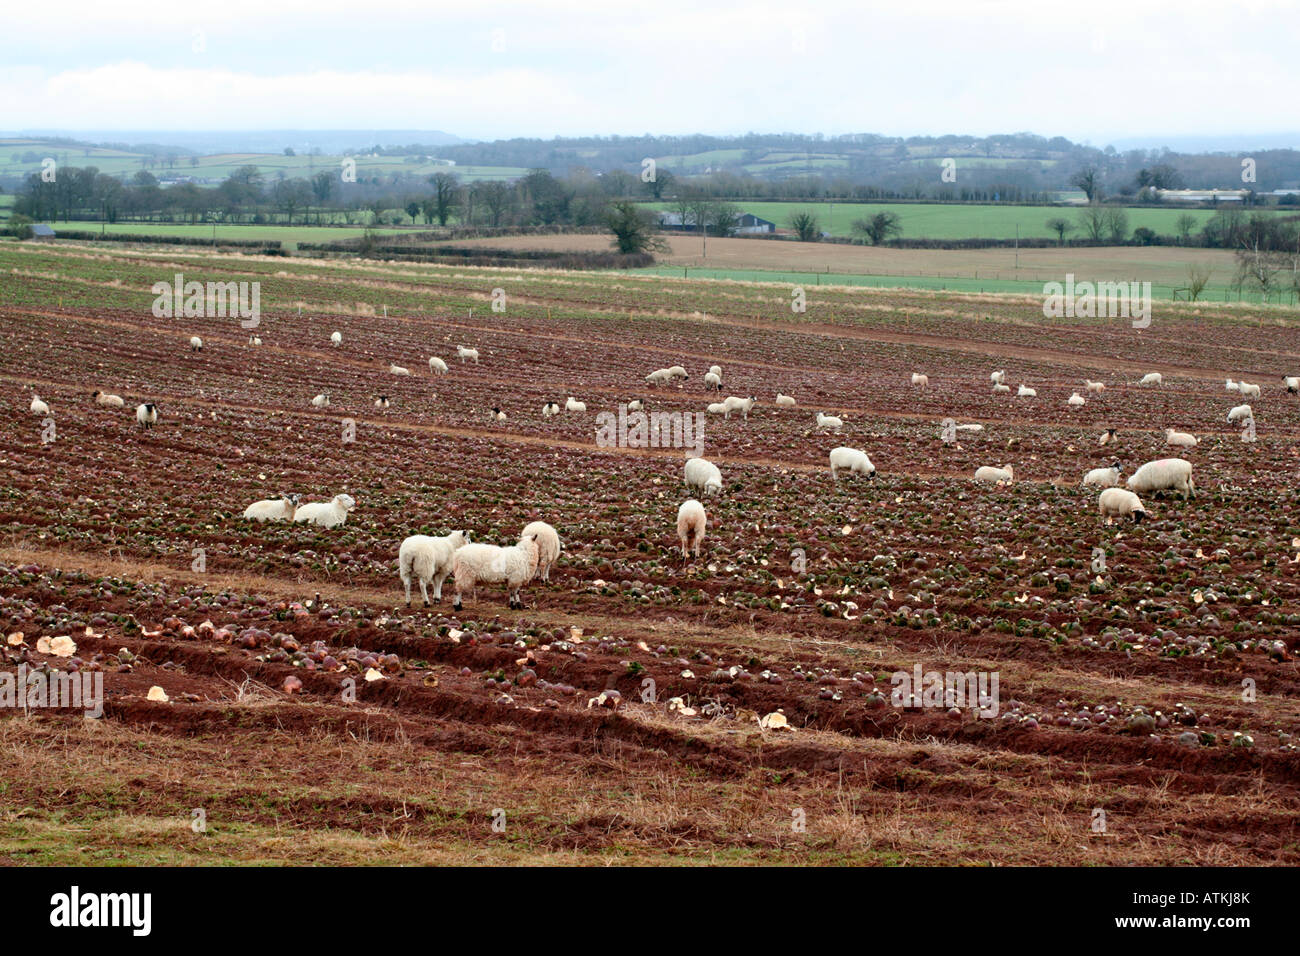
[31,220,408,245]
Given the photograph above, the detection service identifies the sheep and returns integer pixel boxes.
[1165,428,1198,448]
[722,395,757,420]
[1226,378,1240,392]
[1238,381,1261,398]
[243,494,298,522]
[451,535,540,611]
[704,371,722,391]
[706,402,727,415]
[911,373,929,387]
[311,393,330,408]
[974,464,1014,485]
[189,336,203,351]
[1285,376,1300,395]
[829,446,875,480]
[676,499,707,558]
[389,364,412,376]
[135,403,157,430]
[1085,379,1105,393]
[542,402,561,417]
[775,393,796,408]
[457,346,480,364]
[248,334,262,346]
[92,391,124,408]
[330,331,342,347]
[1139,372,1162,385]
[816,411,843,432]
[1227,404,1253,423]
[667,365,689,380]
[955,423,984,432]
[491,406,507,422]
[429,356,448,374]
[565,397,587,413]
[684,457,723,496]
[990,371,1006,385]
[1068,392,1086,407]
[30,394,50,416]
[992,383,1011,393]
[520,520,561,582]
[708,365,722,378]
[398,530,470,606]
[1099,488,1147,525]
[1127,458,1195,498]
[1082,463,1122,487]
[293,493,356,528]
[627,399,644,411]
[1017,384,1037,397]
[374,395,390,409]
[646,368,674,386]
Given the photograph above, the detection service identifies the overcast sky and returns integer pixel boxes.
[4,0,1298,145]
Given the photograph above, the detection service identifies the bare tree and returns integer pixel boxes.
[1071,167,1103,202]
[1186,264,1212,301]
[1045,217,1073,246]
[427,172,462,226]
[852,211,901,245]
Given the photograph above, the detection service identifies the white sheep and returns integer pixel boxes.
[704,372,722,391]
[684,457,723,496]
[911,373,929,387]
[390,364,411,376]
[1017,384,1036,397]
[706,402,727,415]
[667,365,689,380]
[676,499,707,558]
[816,411,843,432]
[375,395,390,409]
[564,397,586,413]
[248,335,262,346]
[457,346,480,364]
[92,391,124,408]
[135,403,157,430]
[829,446,875,480]
[646,368,674,386]
[491,406,507,422]
[1127,458,1195,498]
[722,395,756,419]
[1226,378,1240,392]
[520,520,561,582]
[627,399,644,411]
[189,336,203,351]
[775,393,796,408]
[990,371,1006,385]
[1285,376,1299,395]
[311,393,330,408]
[1099,428,1117,446]
[992,383,1011,393]
[1099,488,1147,525]
[30,394,50,416]
[542,402,561,417]
[708,365,722,378]
[955,423,984,432]
[1082,463,1122,487]
[974,464,1014,485]
[429,356,448,374]
[243,494,298,522]
[1139,372,1163,385]
[1165,428,1198,448]
[330,331,342,347]
[293,493,356,528]
[398,530,470,605]
[1068,392,1086,407]
[1226,404,1253,423]
[1085,380,1105,393]
[1238,381,1261,398]
[451,535,540,611]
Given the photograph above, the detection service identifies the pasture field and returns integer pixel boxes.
[1,241,1298,865]
[25,221,410,247]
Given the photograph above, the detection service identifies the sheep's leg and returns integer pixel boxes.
[403,575,412,606]
[432,570,447,602]
[419,577,430,607]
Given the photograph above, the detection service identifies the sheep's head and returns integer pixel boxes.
[336,494,356,511]
[449,530,469,547]
[1132,508,1147,524]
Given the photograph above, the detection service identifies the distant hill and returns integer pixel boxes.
[4,129,468,155]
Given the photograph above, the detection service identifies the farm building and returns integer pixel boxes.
[31,224,56,241]
[1156,188,1248,202]
[735,213,777,234]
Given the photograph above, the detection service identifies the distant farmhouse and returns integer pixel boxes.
[31,224,56,241]
[1156,188,1249,202]
[657,211,776,234]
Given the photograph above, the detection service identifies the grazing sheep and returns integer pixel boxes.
[429,356,448,374]
[1068,392,1086,407]
[775,393,796,408]
[911,373,929,387]
[248,335,262,346]
[374,395,390,409]
[667,365,689,380]
[992,383,1011,393]
[1239,381,1261,398]
[1139,372,1163,385]
[684,457,723,496]
[398,530,470,605]
[1099,488,1147,525]
[1285,376,1299,394]
[30,394,50,416]
[722,395,757,420]
[1085,380,1105,393]
[520,520,561,582]
[627,399,644,411]
[974,464,1014,485]
[491,406,507,422]
[955,423,984,432]
[706,402,727,415]
[390,364,411,376]
[451,535,540,611]
[1082,463,1122,487]
[1017,384,1037,397]
[1226,378,1240,392]
[189,336,203,351]
[1165,428,1198,448]
[243,494,298,522]
[1127,458,1195,498]
[457,346,480,364]
[565,397,586,413]
[708,365,722,378]
[704,371,722,391]
[990,371,1006,385]
[829,446,876,480]
[816,411,843,432]
[92,391,124,408]
[330,331,342,347]
[542,402,561,417]
[646,368,674,386]
[135,403,157,430]
[1227,404,1253,423]
[311,393,330,408]
[676,499,707,558]
[1099,428,1117,446]
[293,493,356,528]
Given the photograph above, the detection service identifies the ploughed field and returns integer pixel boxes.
[1,241,1298,865]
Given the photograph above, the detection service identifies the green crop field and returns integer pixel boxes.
[31,221,408,246]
